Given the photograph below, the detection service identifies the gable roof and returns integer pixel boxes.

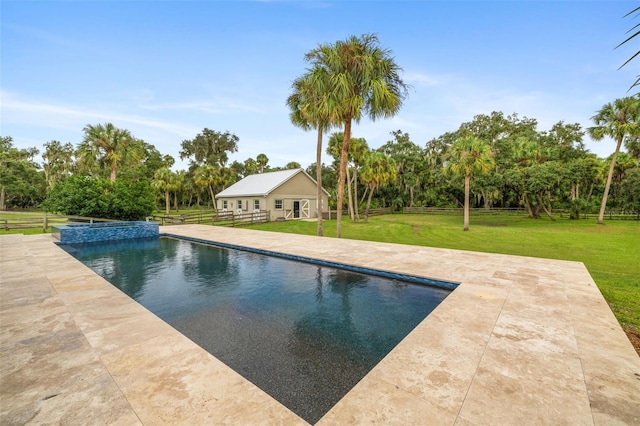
[216,168,329,198]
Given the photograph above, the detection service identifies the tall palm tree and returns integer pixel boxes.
[77,123,134,182]
[445,136,495,231]
[304,33,408,238]
[288,67,340,236]
[360,151,397,223]
[151,167,176,215]
[588,96,640,224]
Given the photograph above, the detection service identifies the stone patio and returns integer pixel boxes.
[1,225,639,425]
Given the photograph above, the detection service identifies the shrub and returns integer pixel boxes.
[41,176,155,220]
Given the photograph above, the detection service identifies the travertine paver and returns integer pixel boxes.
[1,226,639,425]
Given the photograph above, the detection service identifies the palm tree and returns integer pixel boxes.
[616,6,640,92]
[42,140,74,190]
[172,170,185,210]
[349,137,369,221]
[288,68,340,236]
[194,164,219,211]
[256,153,269,173]
[587,96,640,224]
[360,151,397,222]
[327,132,357,221]
[151,167,176,215]
[304,33,408,238]
[77,123,134,182]
[244,158,258,175]
[445,136,495,231]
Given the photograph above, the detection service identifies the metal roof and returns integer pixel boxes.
[216,168,329,198]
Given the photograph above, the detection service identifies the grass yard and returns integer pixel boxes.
[249,213,640,336]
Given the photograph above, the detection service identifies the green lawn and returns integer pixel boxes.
[249,214,640,332]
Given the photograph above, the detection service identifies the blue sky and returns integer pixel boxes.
[1,1,637,170]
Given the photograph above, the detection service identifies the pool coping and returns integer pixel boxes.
[1,225,639,425]
[161,232,460,290]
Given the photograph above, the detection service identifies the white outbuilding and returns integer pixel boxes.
[215,168,330,221]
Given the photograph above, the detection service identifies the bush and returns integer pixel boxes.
[41,176,155,220]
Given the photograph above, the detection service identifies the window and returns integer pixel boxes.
[222,200,228,210]
[237,200,243,210]
[275,199,283,210]
[254,199,260,210]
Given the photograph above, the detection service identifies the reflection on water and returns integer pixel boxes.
[63,236,451,424]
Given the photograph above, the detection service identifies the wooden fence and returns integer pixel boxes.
[149,210,270,227]
[402,206,639,220]
[0,209,270,233]
[403,207,526,215]
[0,213,120,232]
[324,207,394,219]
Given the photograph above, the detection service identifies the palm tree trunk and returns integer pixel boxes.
[336,118,352,238]
[208,185,217,212]
[110,165,117,182]
[463,175,470,231]
[354,164,360,221]
[316,126,324,237]
[598,137,623,225]
[165,190,170,216]
[364,184,375,223]
[587,183,594,203]
[360,187,368,205]
[346,166,355,221]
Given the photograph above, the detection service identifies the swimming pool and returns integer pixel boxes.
[61,236,453,423]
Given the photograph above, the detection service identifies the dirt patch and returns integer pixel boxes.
[624,328,640,357]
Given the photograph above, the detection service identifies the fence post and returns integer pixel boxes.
[42,214,48,232]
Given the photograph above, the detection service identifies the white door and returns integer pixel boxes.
[301,199,310,218]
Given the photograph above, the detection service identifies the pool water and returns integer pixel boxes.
[62,236,451,423]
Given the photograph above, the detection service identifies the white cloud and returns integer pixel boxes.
[403,71,441,88]
[1,91,198,137]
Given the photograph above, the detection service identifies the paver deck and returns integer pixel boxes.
[1,225,639,425]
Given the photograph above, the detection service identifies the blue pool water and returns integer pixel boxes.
[61,236,452,423]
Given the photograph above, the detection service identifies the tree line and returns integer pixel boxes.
[1,102,638,226]
[0,126,301,219]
